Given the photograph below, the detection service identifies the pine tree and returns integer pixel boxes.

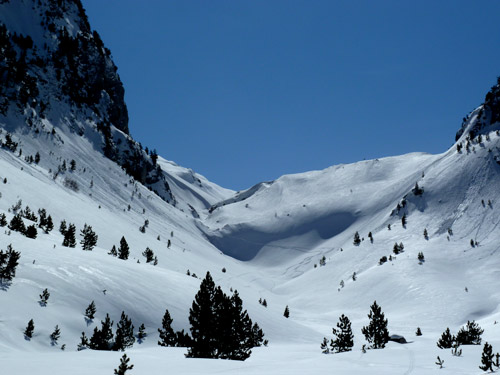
[39,288,50,306]
[89,313,114,350]
[436,327,455,349]
[479,342,494,372]
[45,215,54,233]
[186,271,218,358]
[423,228,428,239]
[0,244,21,282]
[368,231,373,243]
[142,247,154,263]
[77,331,89,350]
[283,305,290,318]
[331,314,354,353]
[70,159,76,171]
[109,245,118,257]
[85,300,96,321]
[25,224,37,239]
[401,214,407,227]
[0,213,6,226]
[62,224,76,247]
[158,309,176,347]
[50,325,61,344]
[118,236,129,260]
[456,320,484,345]
[114,311,135,351]
[24,319,35,339]
[417,252,425,262]
[114,353,134,375]
[361,301,389,349]
[137,323,147,342]
[416,327,422,336]
[8,213,26,233]
[80,224,98,250]
[320,337,330,354]
[353,231,361,246]
[59,220,67,235]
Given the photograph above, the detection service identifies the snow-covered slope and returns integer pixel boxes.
[3,1,500,374]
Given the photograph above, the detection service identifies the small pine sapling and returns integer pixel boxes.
[436,327,454,349]
[24,319,35,339]
[416,327,422,336]
[451,342,462,357]
[138,323,147,342]
[435,356,444,369]
[417,252,425,263]
[320,337,330,354]
[50,325,61,345]
[114,353,134,375]
[423,228,428,240]
[39,288,50,306]
[283,305,290,318]
[353,231,361,246]
[77,332,89,351]
[479,342,494,372]
[85,300,96,321]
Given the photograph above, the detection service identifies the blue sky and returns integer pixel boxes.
[83,0,500,190]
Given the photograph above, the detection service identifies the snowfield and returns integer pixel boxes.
[2,1,500,373]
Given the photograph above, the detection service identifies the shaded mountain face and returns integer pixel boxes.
[0,0,181,203]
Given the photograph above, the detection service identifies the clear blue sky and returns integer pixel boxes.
[83,0,500,190]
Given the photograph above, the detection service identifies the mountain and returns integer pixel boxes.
[2,1,500,374]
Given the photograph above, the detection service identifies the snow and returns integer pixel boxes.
[2,1,500,373]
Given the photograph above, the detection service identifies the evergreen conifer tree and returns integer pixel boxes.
[158,309,176,347]
[320,337,330,354]
[114,354,134,375]
[142,247,154,263]
[283,305,290,318]
[138,323,147,342]
[361,301,389,349]
[118,236,129,260]
[77,331,89,351]
[59,220,67,235]
[114,311,135,351]
[8,213,26,233]
[401,214,407,227]
[0,213,6,226]
[0,244,21,282]
[89,313,114,350]
[39,288,50,306]
[45,215,54,233]
[353,231,361,246]
[109,245,118,257]
[24,319,35,339]
[437,327,455,349]
[85,300,96,321]
[456,320,484,345]
[80,224,98,250]
[480,342,494,372]
[62,224,76,247]
[50,325,61,344]
[416,327,422,336]
[25,224,37,239]
[331,314,354,353]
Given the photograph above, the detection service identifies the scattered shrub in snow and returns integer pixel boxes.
[423,228,428,239]
[418,252,425,263]
[63,177,79,192]
[379,256,387,265]
[416,327,422,336]
[361,301,389,349]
